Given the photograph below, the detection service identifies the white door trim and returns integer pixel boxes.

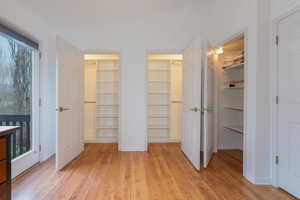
[270,5,300,187]
[210,29,255,183]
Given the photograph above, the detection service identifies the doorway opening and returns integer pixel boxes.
[213,35,245,173]
[147,54,183,144]
[84,54,120,144]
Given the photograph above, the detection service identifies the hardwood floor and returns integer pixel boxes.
[12,143,296,200]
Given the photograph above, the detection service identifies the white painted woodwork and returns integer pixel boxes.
[217,37,244,151]
[203,42,215,168]
[96,59,119,141]
[56,38,84,170]
[277,10,300,198]
[84,56,120,143]
[182,39,202,170]
[11,51,40,178]
[170,61,183,141]
[147,57,182,143]
[84,62,97,140]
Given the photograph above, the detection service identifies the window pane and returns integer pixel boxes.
[0,35,33,159]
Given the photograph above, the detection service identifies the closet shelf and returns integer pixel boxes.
[224,125,243,134]
[223,63,244,71]
[224,106,243,111]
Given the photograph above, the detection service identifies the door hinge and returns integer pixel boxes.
[276,35,279,46]
[276,96,279,104]
[39,98,42,107]
[39,144,42,152]
[275,156,279,165]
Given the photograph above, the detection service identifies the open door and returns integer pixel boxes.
[56,37,84,170]
[203,42,214,168]
[182,39,202,170]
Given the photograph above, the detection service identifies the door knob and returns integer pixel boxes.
[56,107,71,112]
[190,107,201,112]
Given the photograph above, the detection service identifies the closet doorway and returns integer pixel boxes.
[213,35,246,173]
[147,54,183,144]
[84,54,120,144]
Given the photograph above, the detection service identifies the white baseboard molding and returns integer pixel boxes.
[254,177,272,185]
[149,137,181,143]
[119,146,147,152]
[84,137,117,143]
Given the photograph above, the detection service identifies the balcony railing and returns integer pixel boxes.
[0,115,31,159]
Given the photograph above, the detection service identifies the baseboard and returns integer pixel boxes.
[254,177,272,185]
[84,137,117,143]
[119,145,146,152]
[149,137,181,143]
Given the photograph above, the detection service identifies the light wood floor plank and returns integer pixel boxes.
[12,143,297,200]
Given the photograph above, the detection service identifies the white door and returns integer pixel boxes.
[277,10,300,198]
[56,38,84,170]
[203,42,214,168]
[182,39,202,170]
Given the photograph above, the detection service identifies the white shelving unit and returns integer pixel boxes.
[223,63,244,71]
[224,105,243,111]
[148,60,171,141]
[219,36,245,151]
[147,56,183,143]
[95,58,120,141]
[224,125,243,134]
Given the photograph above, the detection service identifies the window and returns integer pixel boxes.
[0,23,38,159]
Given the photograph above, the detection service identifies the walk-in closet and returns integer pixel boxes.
[84,54,120,143]
[215,35,245,165]
[147,54,183,143]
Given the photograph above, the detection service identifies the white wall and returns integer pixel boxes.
[202,0,263,184]
[54,3,208,151]
[271,0,299,19]
[204,0,300,185]
[7,0,297,184]
[0,0,57,161]
[119,50,148,150]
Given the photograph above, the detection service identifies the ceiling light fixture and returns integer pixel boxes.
[215,47,224,55]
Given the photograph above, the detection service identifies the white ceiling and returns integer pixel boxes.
[18,0,206,30]
[16,0,210,50]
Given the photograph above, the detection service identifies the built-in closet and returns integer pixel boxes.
[216,36,245,163]
[84,54,120,143]
[147,54,183,143]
